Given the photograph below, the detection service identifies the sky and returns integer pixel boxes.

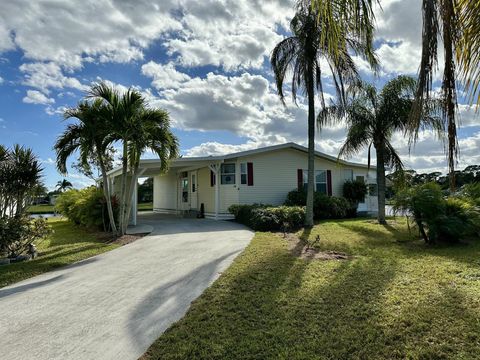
[0,0,478,190]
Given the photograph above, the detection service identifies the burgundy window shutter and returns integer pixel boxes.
[297,169,303,190]
[327,170,332,196]
[210,170,215,187]
[247,162,254,186]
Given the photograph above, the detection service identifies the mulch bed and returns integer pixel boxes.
[93,232,148,246]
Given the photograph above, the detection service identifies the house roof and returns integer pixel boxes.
[105,142,374,178]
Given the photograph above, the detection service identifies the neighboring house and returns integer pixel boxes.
[105,142,378,225]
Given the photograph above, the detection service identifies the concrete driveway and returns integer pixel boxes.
[0,213,253,360]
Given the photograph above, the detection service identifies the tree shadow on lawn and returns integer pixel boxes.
[141,234,401,360]
[379,281,480,359]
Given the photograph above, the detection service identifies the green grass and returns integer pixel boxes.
[0,218,119,288]
[27,204,55,214]
[138,202,153,211]
[142,218,480,360]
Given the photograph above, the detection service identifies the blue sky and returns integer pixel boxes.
[0,0,478,190]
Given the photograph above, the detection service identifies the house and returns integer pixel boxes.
[105,142,378,225]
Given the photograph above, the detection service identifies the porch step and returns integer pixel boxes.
[182,210,199,218]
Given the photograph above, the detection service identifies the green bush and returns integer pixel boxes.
[228,204,305,231]
[228,204,266,226]
[343,180,368,216]
[284,189,351,219]
[460,182,480,206]
[0,215,51,258]
[393,182,480,244]
[56,187,118,230]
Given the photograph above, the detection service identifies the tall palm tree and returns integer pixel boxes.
[55,99,117,233]
[122,109,179,234]
[89,82,178,235]
[319,75,442,224]
[270,1,376,227]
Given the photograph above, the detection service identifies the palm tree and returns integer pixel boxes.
[270,1,376,227]
[55,99,118,233]
[55,179,73,192]
[456,0,480,106]
[319,75,442,224]
[410,0,480,191]
[121,108,179,234]
[89,82,178,235]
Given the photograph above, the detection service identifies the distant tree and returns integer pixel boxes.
[138,177,153,203]
[0,144,44,216]
[55,179,73,193]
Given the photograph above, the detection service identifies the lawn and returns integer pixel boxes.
[27,204,55,214]
[0,218,119,288]
[138,202,153,211]
[142,218,480,360]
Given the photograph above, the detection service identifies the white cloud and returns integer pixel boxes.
[141,61,191,89]
[22,90,55,105]
[0,76,3,84]
[184,141,260,157]
[19,62,87,94]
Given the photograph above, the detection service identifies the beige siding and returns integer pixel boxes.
[197,167,214,213]
[236,148,375,210]
[153,173,177,210]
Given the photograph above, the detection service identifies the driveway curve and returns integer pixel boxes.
[0,213,253,360]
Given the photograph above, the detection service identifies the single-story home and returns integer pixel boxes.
[105,142,378,225]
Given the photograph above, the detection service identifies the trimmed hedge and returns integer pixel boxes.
[284,189,351,219]
[228,204,305,231]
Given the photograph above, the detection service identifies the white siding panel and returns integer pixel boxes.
[153,173,177,210]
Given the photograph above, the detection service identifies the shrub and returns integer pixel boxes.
[460,182,480,206]
[393,182,480,244]
[343,180,368,216]
[228,204,266,226]
[56,187,118,230]
[0,215,51,258]
[284,189,351,219]
[228,204,305,231]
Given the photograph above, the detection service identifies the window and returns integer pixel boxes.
[303,170,327,194]
[240,163,247,184]
[221,163,236,184]
[343,169,353,181]
[181,177,189,202]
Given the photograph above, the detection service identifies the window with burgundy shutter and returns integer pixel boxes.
[240,162,254,186]
[247,162,253,186]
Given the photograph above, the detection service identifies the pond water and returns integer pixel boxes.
[30,213,60,219]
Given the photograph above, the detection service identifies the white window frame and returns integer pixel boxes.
[240,163,247,185]
[220,163,236,185]
[303,169,327,194]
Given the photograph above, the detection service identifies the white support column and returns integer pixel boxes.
[208,162,222,220]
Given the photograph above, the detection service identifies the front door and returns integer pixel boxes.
[180,174,189,210]
[190,171,198,210]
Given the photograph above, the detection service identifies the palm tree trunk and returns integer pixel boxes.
[376,143,387,224]
[305,62,315,228]
[97,150,117,234]
[123,165,138,234]
[118,141,128,235]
